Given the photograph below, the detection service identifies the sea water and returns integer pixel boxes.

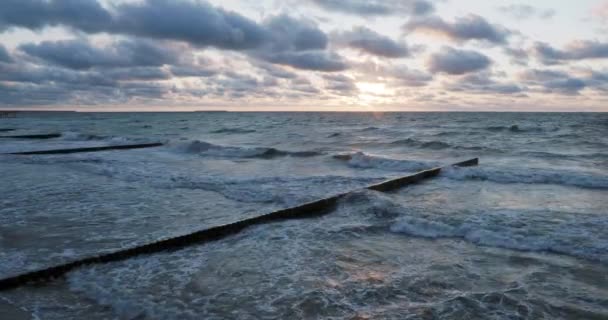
[0,112,607,319]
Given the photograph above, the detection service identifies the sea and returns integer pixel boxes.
[0,112,607,319]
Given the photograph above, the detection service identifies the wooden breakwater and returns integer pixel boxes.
[0,158,478,291]
[0,133,61,139]
[8,143,164,155]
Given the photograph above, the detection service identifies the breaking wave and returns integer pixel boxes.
[177,140,323,159]
[61,131,143,144]
[389,138,501,152]
[484,125,551,133]
[390,138,451,149]
[333,152,436,172]
[209,128,257,134]
[390,208,608,263]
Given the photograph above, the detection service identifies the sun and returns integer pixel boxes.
[356,82,390,96]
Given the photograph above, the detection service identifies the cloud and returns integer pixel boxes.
[0,44,12,63]
[532,41,608,64]
[354,61,432,87]
[256,63,299,79]
[111,0,268,50]
[0,62,174,105]
[428,47,491,75]
[498,4,555,20]
[0,0,267,50]
[404,14,511,45]
[308,0,434,17]
[333,27,409,58]
[20,38,181,70]
[503,47,529,66]
[2,1,347,72]
[389,66,433,86]
[518,69,586,95]
[444,73,524,95]
[323,74,358,95]
[170,66,217,78]
[263,51,347,72]
[252,15,348,71]
[0,0,112,32]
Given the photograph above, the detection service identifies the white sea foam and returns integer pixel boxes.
[391,209,608,263]
[333,152,436,172]
[175,140,322,159]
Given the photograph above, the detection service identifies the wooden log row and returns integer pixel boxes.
[0,158,478,291]
[0,133,61,139]
[8,143,164,155]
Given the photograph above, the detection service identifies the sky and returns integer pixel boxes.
[1,0,608,111]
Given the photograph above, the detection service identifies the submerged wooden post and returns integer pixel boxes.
[0,133,61,139]
[7,143,164,155]
[0,158,478,291]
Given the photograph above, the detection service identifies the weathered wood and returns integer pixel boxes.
[0,158,478,291]
[0,129,16,132]
[8,143,164,155]
[0,134,61,139]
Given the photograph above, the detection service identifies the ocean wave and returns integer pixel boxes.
[66,158,379,206]
[333,152,436,172]
[519,151,608,160]
[61,131,140,144]
[178,140,323,159]
[443,166,608,189]
[390,208,608,263]
[209,128,257,134]
[484,125,552,133]
[389,138,501,152]
[390,138,451,149]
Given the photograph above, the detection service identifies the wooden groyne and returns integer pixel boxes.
[0,158,478,291]
[8,143,164,155]
[0,133,61,139]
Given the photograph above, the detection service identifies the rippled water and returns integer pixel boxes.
[0,112,607,319]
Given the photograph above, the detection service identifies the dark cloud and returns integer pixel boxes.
[170,66,217,78]
[404,14,511,45]
[289,77,321,94]
[111,0,268,50]
[253,15,348,71]
[0,64,172,105]
[0,44,12,62]
[263,51,347,72]
[261,15,328,52]
[323,74,357,95]
[0,0,112,32]
[308,0,434,16]
[428,47,491,75]
[333,27,409,58]
[503,47,529,66]
[20,38,181,70]
[498,4,555,20]
[390,66,433,86]
[256,63,299,79]
[532,41,608,64]
[0,62,115,87]
[518,69,586,95]
[1,1,347,72]
[0,0,267,50]
[445,73,524,95]
[103,67,171,81]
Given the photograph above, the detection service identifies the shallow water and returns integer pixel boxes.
[0,112,607,319]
